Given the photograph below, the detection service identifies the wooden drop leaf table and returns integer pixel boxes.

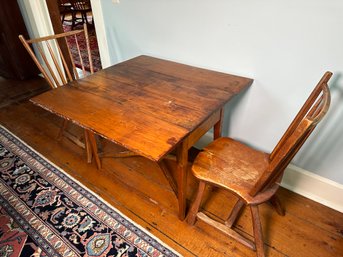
[31,55,253,220]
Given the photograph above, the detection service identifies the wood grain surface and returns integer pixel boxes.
[31,55,253,161]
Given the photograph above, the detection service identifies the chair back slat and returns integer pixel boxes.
[308,95,323,118]
[63,37,80,80]
[74,35,86,76]
[36,43,61,88]
[56,39,74,82]
[71,0,91,11]
[45,40,68,85]
[250,72,332,196]
[19,23,94,89]
[19,35,55,88]
[84,24,94,74]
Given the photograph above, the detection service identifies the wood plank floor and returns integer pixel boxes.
[0,77,342,256]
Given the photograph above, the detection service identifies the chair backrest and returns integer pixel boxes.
[70,0,91,11]
[59,0,70,6]
[250,72,332,196]
[19,23,93,89]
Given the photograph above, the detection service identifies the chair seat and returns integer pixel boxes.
[192,137,270,201]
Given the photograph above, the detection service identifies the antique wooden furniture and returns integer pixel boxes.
[69,0,93,29]
[30,55,253,220]
[186,72,332,256]
[0,1,38,79]
[19,24,94,162]
[58,0,73,24]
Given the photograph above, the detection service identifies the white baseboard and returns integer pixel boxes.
[282,164,343,213]
[195,133,343,213]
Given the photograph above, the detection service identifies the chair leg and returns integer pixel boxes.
[84,12,89,25]
[250,205,265,257]
[186,181,206,225]
[71,12,76,29]
[81,12,85,24]
[269,194,285,216]
[225,198,245,228]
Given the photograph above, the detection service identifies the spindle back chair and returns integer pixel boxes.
[19,24,94,163]
[19,23,93,89]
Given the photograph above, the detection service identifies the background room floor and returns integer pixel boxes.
[0,77,342,256]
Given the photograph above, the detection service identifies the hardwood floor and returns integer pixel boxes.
[0,77,342,256]
[0,76,49,108]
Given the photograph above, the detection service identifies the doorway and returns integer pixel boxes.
[59,1,102,72]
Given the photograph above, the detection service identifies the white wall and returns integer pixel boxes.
[100,0,343,185]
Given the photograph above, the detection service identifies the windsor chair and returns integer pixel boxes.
[19,24,95,164]
[69,0,93,29]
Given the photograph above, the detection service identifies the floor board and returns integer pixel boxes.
[0,78,342,256]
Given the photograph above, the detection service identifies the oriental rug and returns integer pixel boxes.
[63,22,102,72]
[0,126,180,257]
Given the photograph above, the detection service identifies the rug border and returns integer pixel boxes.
[0,125,183,257]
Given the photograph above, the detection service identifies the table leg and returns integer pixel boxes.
[84,129,92,163]
[213,108,223,139]
[176,140,188,220]
[86,130,102,169]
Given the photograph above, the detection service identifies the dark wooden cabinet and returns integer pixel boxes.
[0,1,38,79]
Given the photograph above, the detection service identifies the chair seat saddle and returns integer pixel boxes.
[193,137,270,202]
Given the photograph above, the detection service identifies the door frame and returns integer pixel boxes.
[89,0,111,68]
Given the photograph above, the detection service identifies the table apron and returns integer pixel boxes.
[185,108,222,150]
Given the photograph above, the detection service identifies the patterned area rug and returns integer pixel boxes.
[63,22,102,72]
[0,126,180,257]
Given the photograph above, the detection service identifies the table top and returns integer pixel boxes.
[31,55,253,161]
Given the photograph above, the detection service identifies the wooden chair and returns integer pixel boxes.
[19,24,95,164]
[58,0,73,24]
[186,72,332,257]
[69,0,93,30]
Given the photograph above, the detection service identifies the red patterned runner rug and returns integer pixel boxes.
[0,126,181,257]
